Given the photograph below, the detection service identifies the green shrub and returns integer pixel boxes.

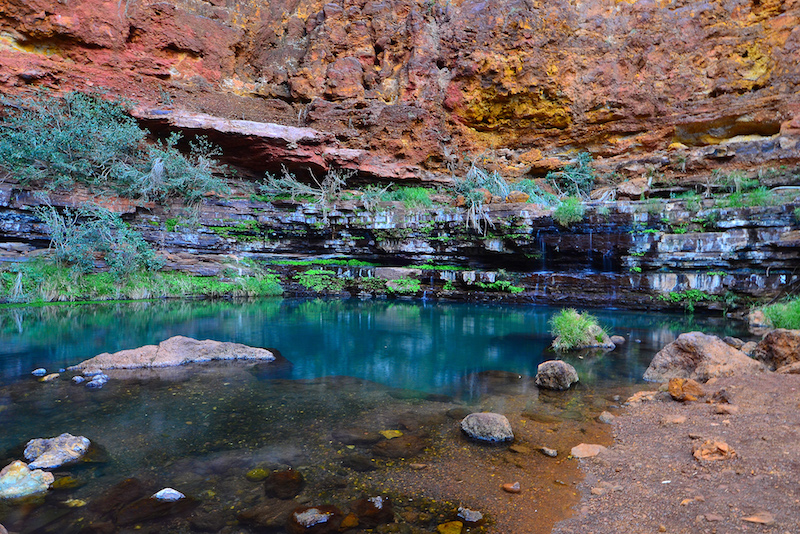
[0,91,227,202]
[474,280,524,293]
[552,196,585,227]
[657,289,716,313]
[761,297,800,329]
[549,308,605,351]
[294,269,345,292]
[545,152,595,198]
[514,179,558,206]
[35,204,163,277]
[386,278,421,295]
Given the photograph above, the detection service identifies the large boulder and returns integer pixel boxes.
[535,360,579,390]
[24,433,91,469]
[0,461,54,499]
[643,332,763,382]
[752,329,800,371]
[460,413,514,443]
[68,336,275,372]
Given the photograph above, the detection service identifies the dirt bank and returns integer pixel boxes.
[553,372,800,534]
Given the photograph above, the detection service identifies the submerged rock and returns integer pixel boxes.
[349,496,394,528]
[68,335,275,372]
[643,332,764,382]
[31,368,46,377]
[0,461,54,499]
[460,413,514,443]
[264,468,304,500]
[286,505,344,534]
[24,433,91,469]
[371,434,427,458]
[238,498,298,531]
[535,360,579,390]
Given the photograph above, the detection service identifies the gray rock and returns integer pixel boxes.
[457,506,484,525]
[540,447,558,457]
[71,376,85,384]
[0,461,54,499]
[597,411,615,424]
[610,335,626,346]
[535,360,579,390]
[24,433,91,469]
[460,413,514,443]
[31,368,46,377]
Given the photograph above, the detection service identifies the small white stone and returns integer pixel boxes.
[152,488,185,502]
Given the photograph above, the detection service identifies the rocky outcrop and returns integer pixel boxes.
[0,461,54,500]
[68,336,275,372]
[24,433,91,469]
[460,413,514,443]
[535,361,579,390]
[643,332,764,382]
[754,329,800,371]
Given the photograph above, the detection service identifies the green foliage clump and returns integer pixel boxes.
[35,204,163,277]
[552,196,585,227]
[0,261,282,303]
[549,308,604,351]
[474,280,524,293]
[657,289,716,313]
[294,269,345,292]
[386,278,421,295]
[545,152,595,198]
[272,258,376,267]
[760,297,800,329]
[0,91,227,202]
[416,263,467,271]
[385,187,434,209]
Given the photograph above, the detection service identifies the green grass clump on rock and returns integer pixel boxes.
[761,297,800,329]
[552,196,585,227]
[549,308,602,351]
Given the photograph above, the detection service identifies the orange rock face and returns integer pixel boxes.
[1,0,798,175]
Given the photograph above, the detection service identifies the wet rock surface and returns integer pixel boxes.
[460,412,514,443]
[0,461,54,500]
[24,433,91,469]
[536,360,580,390]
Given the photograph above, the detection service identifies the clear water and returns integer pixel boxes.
[0,299,751,533]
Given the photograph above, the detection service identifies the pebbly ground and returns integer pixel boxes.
[552,372,800,534]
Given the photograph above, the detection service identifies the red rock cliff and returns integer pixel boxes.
[1,0,798,178]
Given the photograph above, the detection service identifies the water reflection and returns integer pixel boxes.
[0,298,750,391]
